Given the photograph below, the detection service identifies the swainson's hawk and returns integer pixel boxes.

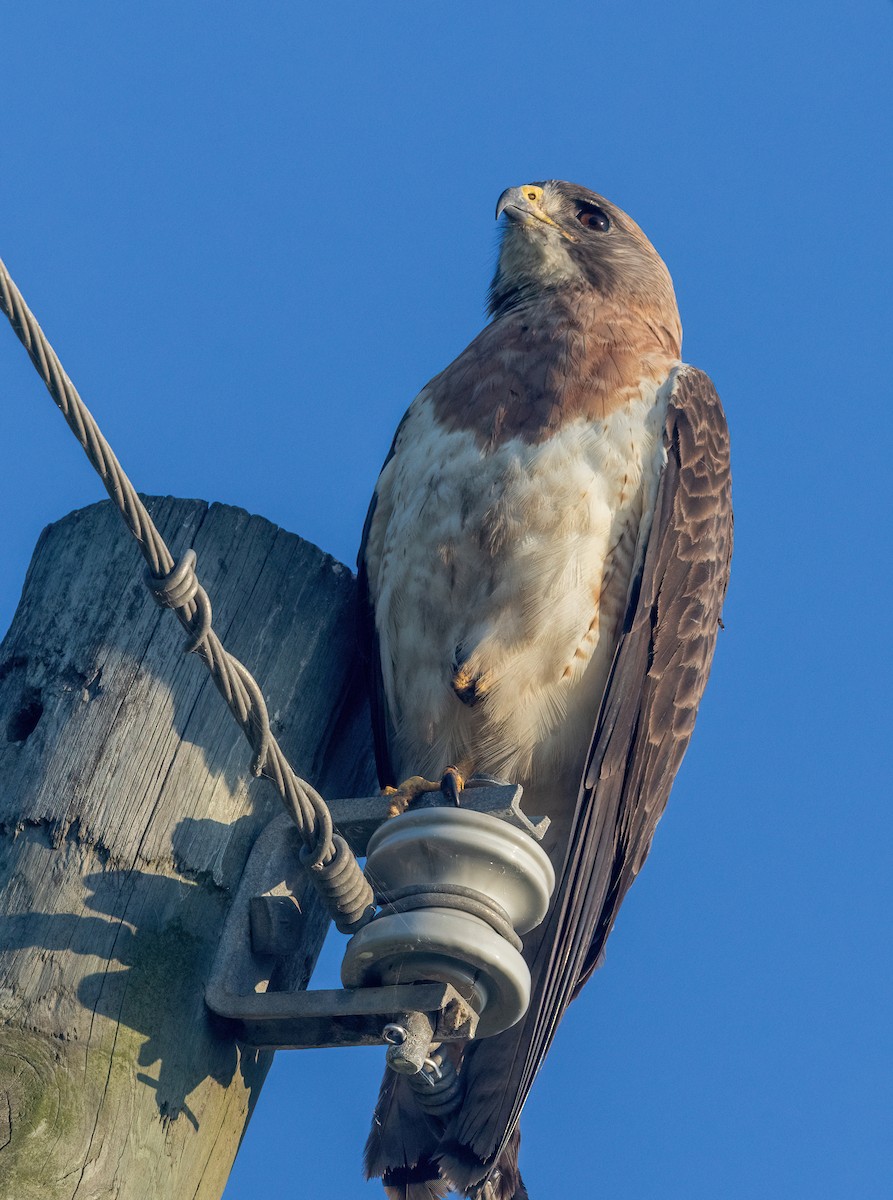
[357,180,733,1200]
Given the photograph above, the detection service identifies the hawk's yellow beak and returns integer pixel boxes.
[495,185,577,241]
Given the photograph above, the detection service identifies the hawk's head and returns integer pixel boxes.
[488,180,678,332]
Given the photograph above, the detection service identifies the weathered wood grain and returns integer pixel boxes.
[0,496,375,1199]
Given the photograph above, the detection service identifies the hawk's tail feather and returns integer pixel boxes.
[366,1068,448,1193]
[438,1126,527,1200]
[382,1162,449,1200]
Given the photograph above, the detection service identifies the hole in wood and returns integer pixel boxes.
[7,690,43,742]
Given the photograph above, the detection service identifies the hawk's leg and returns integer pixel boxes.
[383,766,466,816]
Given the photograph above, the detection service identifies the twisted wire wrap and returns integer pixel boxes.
[374,883,523,952]
[406,1050,463,1117]
[301,835,376,933]
[0,254,373,927]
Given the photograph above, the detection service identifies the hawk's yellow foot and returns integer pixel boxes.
[382,767,466,816]
[382,775,440,817]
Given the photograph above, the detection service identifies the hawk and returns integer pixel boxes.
[357,180,732,1199]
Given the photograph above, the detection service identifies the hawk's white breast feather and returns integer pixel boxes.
[364,368,677,818]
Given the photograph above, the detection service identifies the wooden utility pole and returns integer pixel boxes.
[0,495,376,1199]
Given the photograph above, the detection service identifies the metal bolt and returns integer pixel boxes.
[383,1010,435,1075]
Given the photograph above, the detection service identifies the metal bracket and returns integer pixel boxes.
[205,784,544,1051]
[206,977,478,1050]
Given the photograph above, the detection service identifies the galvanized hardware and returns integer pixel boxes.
[381,1010,436,1075]
[205,783,540,1052]
[341,805,556,1038]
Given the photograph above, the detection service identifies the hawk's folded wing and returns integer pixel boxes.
[440,364,733,1176]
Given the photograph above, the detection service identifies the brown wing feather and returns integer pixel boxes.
[357,491,396,788]
[357,418,410,790]
[439,365,733,1184]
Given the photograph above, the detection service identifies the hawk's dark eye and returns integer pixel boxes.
[576,206,611,232]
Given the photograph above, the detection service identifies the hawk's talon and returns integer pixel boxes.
[440,766,465,806]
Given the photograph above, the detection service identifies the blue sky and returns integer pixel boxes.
[2,3,892,1197]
